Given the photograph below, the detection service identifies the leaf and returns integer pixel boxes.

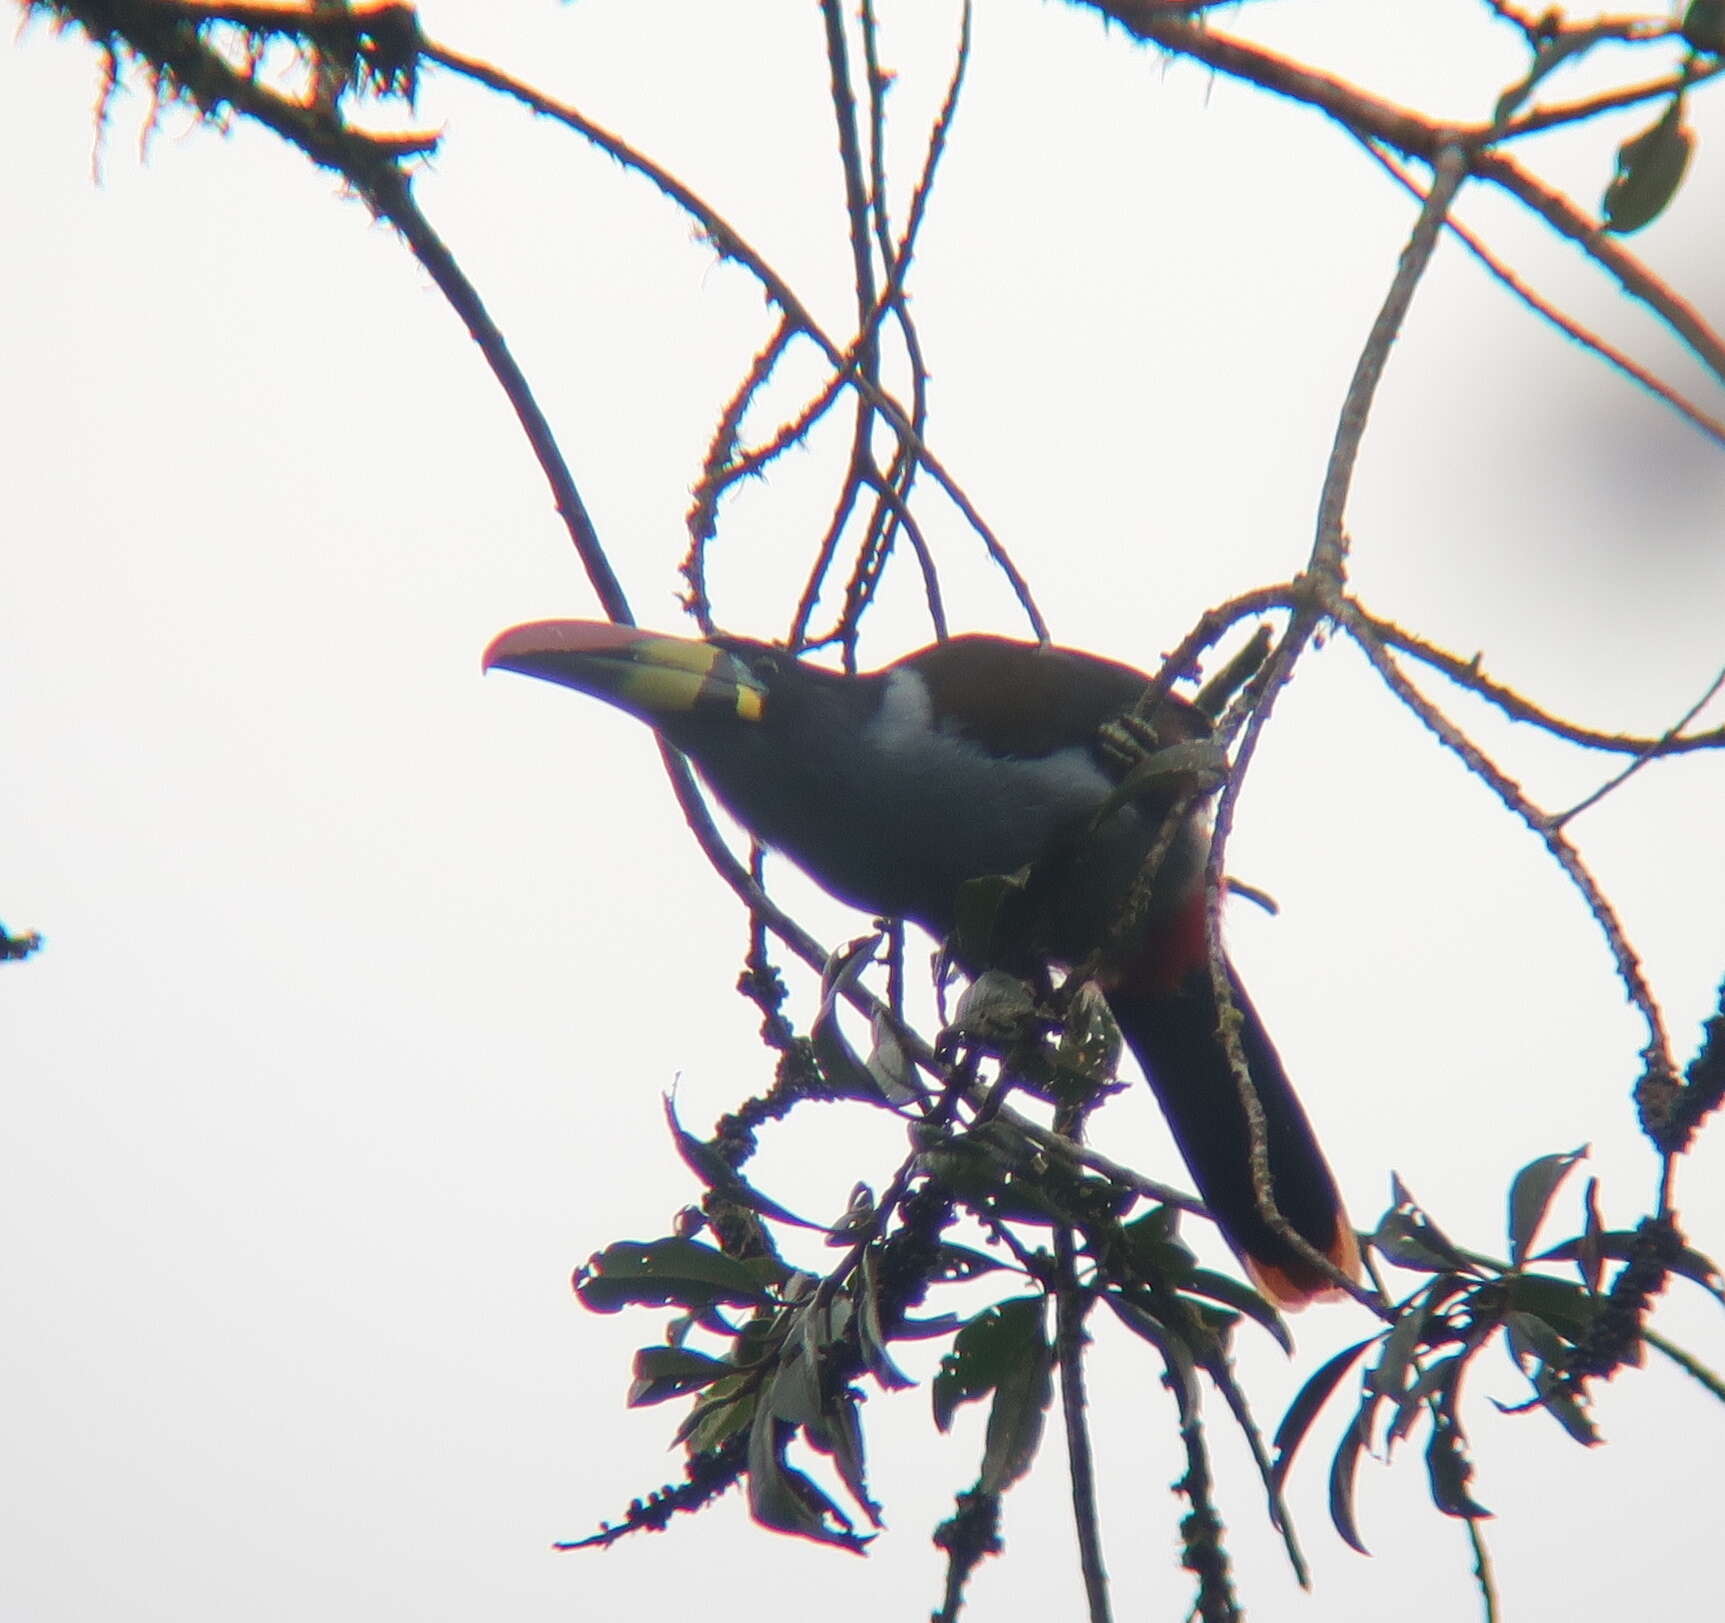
[1508,1269,1600,1334]
[891,1312,964,1340]
[1372,1179,1478,1275]
[979,1313,1053,1495]
[1104,1295,1202,1416]
[824,1182,877,1243]
[626,1344,733,1407]
[1387,1354,1460,1450]
[1271,1335,1378,1488]
[866,1010,919,1104]
[1603,98,1694,235]
[1119,1203,1198,1281]
[1181,1267,1293,1356]
[1682,0,1725,54]
[1502,1310,1569,1376]
[1425,1411,1492,1521]
[1579,1176,1606,1293]
[1368,1288,1433,1405]
[1328,1397,1380,1555]
[661,1095,818,1229]
[767,1317,825,1426]
[1507,1146,1587,1266]
[744,1410,864,1548]
[1054,979,1122,1087]
[1533,1368,1600,1446]
[857,1248,915,1390]
[810,932,919,1104]
[574,1236,774,1314]
[933,1296,1045,1433]
[949,967,1039,1046]
[811,1392,881,1528]
[676,1378,756,1455]
[1537,1230,1725,1307]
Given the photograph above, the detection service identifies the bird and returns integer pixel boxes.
[483,619,1360,1307]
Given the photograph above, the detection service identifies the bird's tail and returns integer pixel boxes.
[1107,960,1359,1308]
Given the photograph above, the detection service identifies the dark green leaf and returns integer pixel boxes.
[1368,1288,1433,1404]
[891,1312,965,1340]
[1119,1203,1198,1281]
[1271,1335,1378,1488]
[1683,0,1725,53]
[744,1410,863,1548]
[1537,1230,1725,1306]
[1603,99,1694,234]
[1387,1354,1460,1449]
[767,1320,825,1426]
[1533,1368,1600,1446]
[1425,1411,1492,1520]
[949,967,1039,1047]
[661,1095,819,1229]
[1328,1399,1379,1555]
[980,1314,1053,1495]
[676,1379,756,1455]
[813,1394,881,1528]
[1502,1310,1569,1375]
[933,1296,1045,1432]
[575,1236,774,1314]
[1579,1176,1605,1294]
[1507,1271,1602,1342]
[1105,1295,1202,1416]
[1181,1267,1293,1356]
[627,1344,734,1407]
[1054,979,1122,1086]
[810,932,919,1104]
[857,1248,915,1389]
[1507,1146,1587,1266]
[1373,1182,1479,1274]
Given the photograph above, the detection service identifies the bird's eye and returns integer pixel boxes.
[749,651,782,681]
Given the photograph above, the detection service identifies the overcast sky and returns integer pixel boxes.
[5,3,1725,1620]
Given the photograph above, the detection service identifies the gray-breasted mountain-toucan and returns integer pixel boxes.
[484,620,1360,1307]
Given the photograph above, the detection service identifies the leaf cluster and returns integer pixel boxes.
[1276,1154,1725,1556]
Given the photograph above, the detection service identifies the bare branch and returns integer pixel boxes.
[1354,608,1725,756]
[1357,140,1725,453]
[1053,1227,1112,1623]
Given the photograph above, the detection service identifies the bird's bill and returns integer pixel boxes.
[482,620,766,725]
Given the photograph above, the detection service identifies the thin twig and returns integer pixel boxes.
[1465,1513,1502,1623]
[1053,1226,1112,1623]
[376,187,628,616]
[1473,146,1725,386]
[425,39,1042,642]
[1498,60,1725,142]
[1354,607,1725,756]
[1554,663,1725,826]
[1202,145,1470,1309]
[1075,7,1725,387]
[1357,139,1725,453]
[793,0,887,667]
[684,319,798,633]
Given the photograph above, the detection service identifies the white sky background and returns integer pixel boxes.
[5,2,1725,1619]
